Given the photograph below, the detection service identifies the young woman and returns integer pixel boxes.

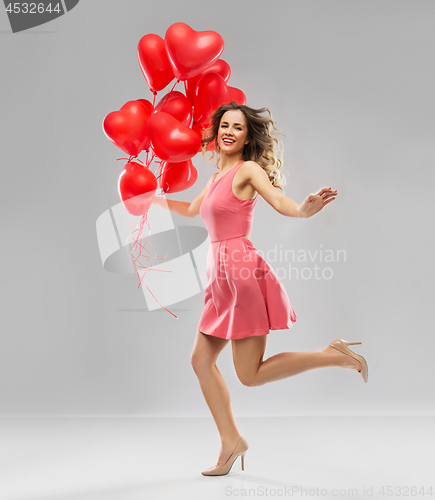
[153,101,368,476]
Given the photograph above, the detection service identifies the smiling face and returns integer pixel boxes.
[217,109,250,156]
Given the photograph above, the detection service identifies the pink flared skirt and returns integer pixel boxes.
[197,236,297,340]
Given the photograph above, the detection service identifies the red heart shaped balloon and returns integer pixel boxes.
[136,99,154,151]
[184,59,231,104]
[118,161,157,216]
[138,34,175,92]
[154,91,192,127]
[103,101,150,156]
[193,73,246,127]
[148,112,201,162]
[160,159,198,193]
[137,99,154,116]
[226,86,246,106]
[165,22,224,81]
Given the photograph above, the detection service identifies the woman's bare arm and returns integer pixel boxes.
[244,161,337,218]
[152,173,218,218]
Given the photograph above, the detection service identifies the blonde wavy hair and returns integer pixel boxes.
[200,101,287,192]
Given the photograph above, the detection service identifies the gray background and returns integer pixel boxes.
[1,0,433,417]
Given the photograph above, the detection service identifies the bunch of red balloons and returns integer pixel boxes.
[102,22,246,217]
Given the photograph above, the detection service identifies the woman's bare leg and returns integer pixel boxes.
[231,335,363,386]
[191,330,242,464]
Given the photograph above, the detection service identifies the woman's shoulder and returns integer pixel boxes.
[240,160,267,179]
[242,160,263,171]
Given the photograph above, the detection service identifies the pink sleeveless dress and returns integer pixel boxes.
[197,161,297,340]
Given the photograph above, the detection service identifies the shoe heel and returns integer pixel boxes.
[241,452,245,471]
[329,339,368,383]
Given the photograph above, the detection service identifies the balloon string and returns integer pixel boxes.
[169,79,180,93]
[152,92,157,107]
[125,213,178,319]
[155,169,165,181]
[115,155,144,164]
[153,159,166,181]
[146,152,156,168]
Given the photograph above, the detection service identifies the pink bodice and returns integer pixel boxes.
[199,161,257,243]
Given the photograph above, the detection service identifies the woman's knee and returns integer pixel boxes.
[235,369,261,387]
[190,330,228,376]
[232,336,267,387]
[190,352,215,376]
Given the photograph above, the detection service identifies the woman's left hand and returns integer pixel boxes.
[298,187,337,218]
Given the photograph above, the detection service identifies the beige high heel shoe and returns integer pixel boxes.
[329,339,368,383]
[201,436,249,476]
